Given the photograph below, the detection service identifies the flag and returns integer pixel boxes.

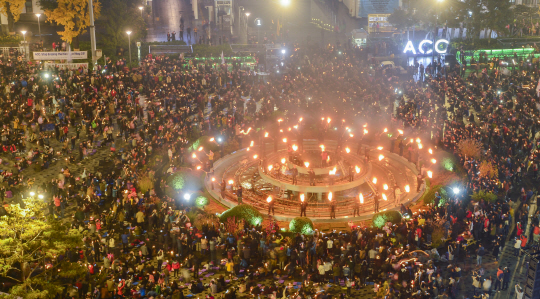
[536,77,540,98]
[221,51,225,65]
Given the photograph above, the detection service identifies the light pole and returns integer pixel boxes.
[21,30,26,41]
[139,6,143,18]
[432,0,444,67]
[245,12,250,44]
[279,0,290,43]
[36,14,41,45]
[126,31,132,63]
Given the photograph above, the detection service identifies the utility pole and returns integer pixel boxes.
[88,0,97,67]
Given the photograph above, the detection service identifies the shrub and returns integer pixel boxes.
[478,161,498,179]
[137,174,154,194]
[372,210,402,228]
[219,204,263,226]
[166,169,204,192]
[189,136,219,153]
[422,185,448,206]
[289,217,314,235]
[471,190,498,203]
[191,191,209,208]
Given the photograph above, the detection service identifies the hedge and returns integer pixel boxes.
[372,210,402,228]
[289,217,314,235]
[422,184,448,206]
[219,204,263,226]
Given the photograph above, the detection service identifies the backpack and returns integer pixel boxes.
[478,247,485,256]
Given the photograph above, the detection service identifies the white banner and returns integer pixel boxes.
[33,51,88,60]
[43,62,89,72]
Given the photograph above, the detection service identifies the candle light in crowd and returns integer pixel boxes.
[228,180,234,185]
[292,144,298,151]
[398,129,404,135]
[431,159,436,164]
[250,141,254,147]
[327,118,331,123]
[300,194,305,202]
[378,154,384,161]
[265,132,269,137]
[377,146,383,150]
[416,138,421,143]
[382,194,387,201]
[418,143,423,149]
[427,171,433,178]
[192,153,197,158]
[282,138,287,143]
[268,165,273,171]
[196,166,202,170]
[359,193,364,203]
[211,177,216,182]
[355,166,360,173]
[363,128,368,134]
[384,128,388,133]
[349,133,354,137]
[299,117,303,122]
[266,196,272,203]
[328,192,332,201]
[383,184,388,190]
[253,154,258,159]
[372,177,377,184]
[428,148,433,154]
[345,147,350,153]
[304,162,310,168]
[405,185,410,192]
[198,146,203,151]
[210,137,215,141]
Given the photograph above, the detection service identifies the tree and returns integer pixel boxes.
[478,160,498,179]
[0,198,86,298]
[40,0,102,48]
[0,0,26,33]
[96,0,147,57]
[457,138,482,158]
[484,0,512,39]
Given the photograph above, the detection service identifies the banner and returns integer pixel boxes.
[33,51,88,60]
[43,62,89,72]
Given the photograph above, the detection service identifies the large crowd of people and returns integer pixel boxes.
[0,38,538,299]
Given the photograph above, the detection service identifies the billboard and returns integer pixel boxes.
[368,14,393,33]
[33,51,88,60]
[358,0,400,18]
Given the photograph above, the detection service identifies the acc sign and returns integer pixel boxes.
[403,39,449,55]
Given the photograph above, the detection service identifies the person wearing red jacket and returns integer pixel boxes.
[172,260,180,277]
[117,279,125,297]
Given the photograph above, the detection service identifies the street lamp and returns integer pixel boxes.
[139,6,144,17]
[35,14,41,44]
[126,31,132,63]
[21,30,26,41]
[245,12,250,43]
[280,0,291,6]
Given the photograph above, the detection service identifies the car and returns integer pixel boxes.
[380,61,408,75]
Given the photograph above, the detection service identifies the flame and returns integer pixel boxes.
[267,196,272,203]
[405,185,410,192]
[198,146,203,151]
[349,133,354,137]
[363,128,368,134]
[292,144,298,151]
[265,132,269,137]
[345,147,350,153]
[427,171,433,178]
[398,129,404,135]
[300,194,305,202]
[280,129,283,132]
[382,194,387,201]
[288,127,292,131]
[418,143,423,149]
[192,153,197,158]
[377,146,383,150]
[211,177,216,182]
[247,147,250,151]
[416,138,421,143]
[378,154,384,161]
[282,138,287,143]
[328,192,332,201]
[428,148,433,154]
[359,193,364,203]
[384,128,388,133]
[431,159,436,164]
[250,141,254,147]
[383,184,388,190]
[268,165,273,171]
[253,154,258,159]
[228,180,234,185]
[210,137,215,142]
[281,158,286,164]
[372,177,377,184]
[355,166,360,173]
[196,166,202,170]
[293,125,298,129]
[321,117,325,121]
[278,119,283,123]
[304,162,310,168]
[363,124,368,127]
[299,117,303,122]
[327,118,331,123]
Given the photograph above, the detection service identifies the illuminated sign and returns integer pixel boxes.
[403,39,449,55]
